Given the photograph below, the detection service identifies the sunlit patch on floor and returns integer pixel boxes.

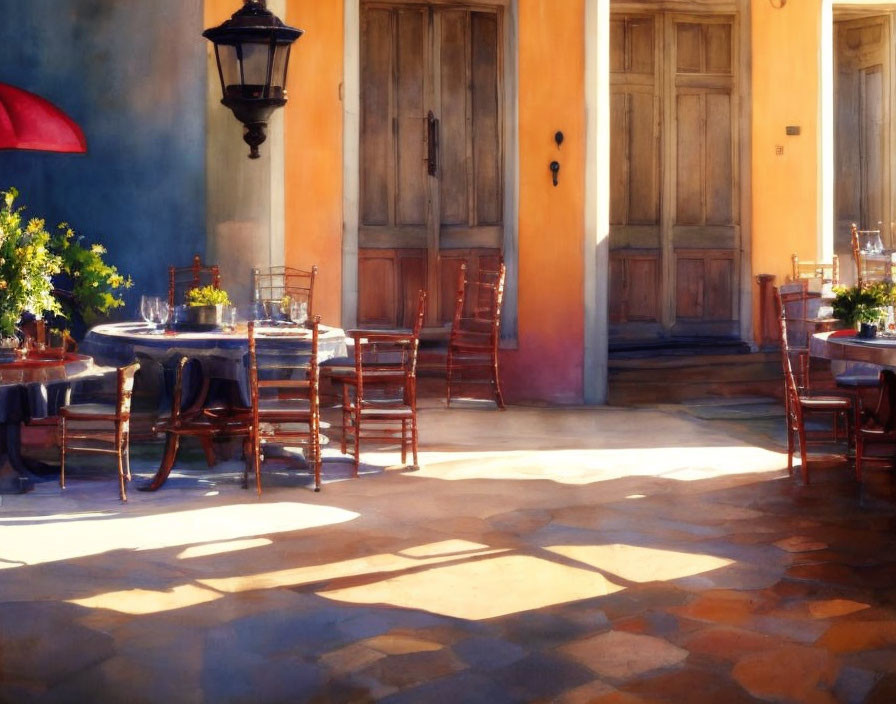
[68,584,223,614]
[198,544,509,593]
[410,447,786,484]
[545,544,734,583]
[0,503,359,566]
[317,554,625,620]
[177,538,272,560]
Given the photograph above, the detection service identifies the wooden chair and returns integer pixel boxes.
[775,288,857,484]
[854,369,896,481]
[252,265,317,319]
[169,255,221,308]
[850,223,892,286]
[243,316,322,494]
[446,261,506,409]
[59,361,140,501]
[790,253,840,287]
[342,290,425,473]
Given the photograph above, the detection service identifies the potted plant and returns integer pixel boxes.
[832,282,893,333]
[0,188,132,349]
[184,285,232,328]
[0,188,63,353]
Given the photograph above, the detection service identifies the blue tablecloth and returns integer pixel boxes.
[81,322,348,407]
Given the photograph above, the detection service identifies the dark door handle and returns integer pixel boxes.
[550,161,560,187]
[427,110,439,176]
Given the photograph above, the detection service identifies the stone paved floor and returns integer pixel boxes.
[3,399,896,703]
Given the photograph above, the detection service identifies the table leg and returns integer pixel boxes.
[0,423,42,494]
[138,432,181,491]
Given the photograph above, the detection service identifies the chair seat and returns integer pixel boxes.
[60,403,120,421]
[798,395,853,410]
[358,405,414,419]
[835,374,881,388]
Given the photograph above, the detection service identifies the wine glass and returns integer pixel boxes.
[290,300,308,326]
[140,295,155,325]
[156,299,170,327]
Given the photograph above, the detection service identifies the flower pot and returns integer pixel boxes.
[179,304,224,331]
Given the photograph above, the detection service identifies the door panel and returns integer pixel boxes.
[835,14,892,267]
[396,9,428,227]
[359,2,503,330]
[610,11,739,343]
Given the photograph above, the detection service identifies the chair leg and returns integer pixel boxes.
[116,425,127,502]
[401,419,407,465]
[353,410,361,477]
[199,436,217,468]
[797,418,809,485]
[446,348,454,408]
[492,354,505,410]
[341,385,349,455]
[255,440,263,496]
[124,431,131,481]
[59,418,66,490]
[786,417,795,476]
[411,411,419,468]
[241,437,251,490]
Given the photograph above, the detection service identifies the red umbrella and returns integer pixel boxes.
[0,82,86,153]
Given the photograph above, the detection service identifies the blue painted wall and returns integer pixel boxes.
[0,0,207,324]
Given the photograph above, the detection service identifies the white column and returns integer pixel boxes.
[584,0,610,404]
[820,0,834,263]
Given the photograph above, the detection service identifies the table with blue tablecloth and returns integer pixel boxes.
[80,322,347,490]
[0,353,111,493]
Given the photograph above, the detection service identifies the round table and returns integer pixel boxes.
[82,321,347,367]
[810,330,896,368]
[0,353,107,494]
[80,322,347,490]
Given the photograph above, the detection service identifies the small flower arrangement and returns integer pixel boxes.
[186,285,231,307]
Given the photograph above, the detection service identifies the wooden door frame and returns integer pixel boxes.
[343,0,520,340]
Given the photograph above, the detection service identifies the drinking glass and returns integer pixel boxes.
[156,300,170,327]
[140,295,155,325]
[290,300,308,326]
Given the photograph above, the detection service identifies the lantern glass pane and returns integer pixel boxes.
[270,45,290,91]
[240,42,275,96]
[217,44,243,94]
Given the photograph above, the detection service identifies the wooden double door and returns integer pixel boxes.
[358,2,504,330]
[609,10,741,344]
[835,13,895,264]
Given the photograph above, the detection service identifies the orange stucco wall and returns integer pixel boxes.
[501,0,586,403]
[284,0,344,326]
[751,0,821,341]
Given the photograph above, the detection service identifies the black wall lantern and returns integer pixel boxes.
[203,0,303,159]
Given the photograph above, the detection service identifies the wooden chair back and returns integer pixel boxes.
[451,261,506,340]
[851,223,892,285]
[253,265,317,318]
[790,253,839,286]
[246,316,321,492]
[168,255,221,308]
[774,287,803,423]
[353,290,425,406]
